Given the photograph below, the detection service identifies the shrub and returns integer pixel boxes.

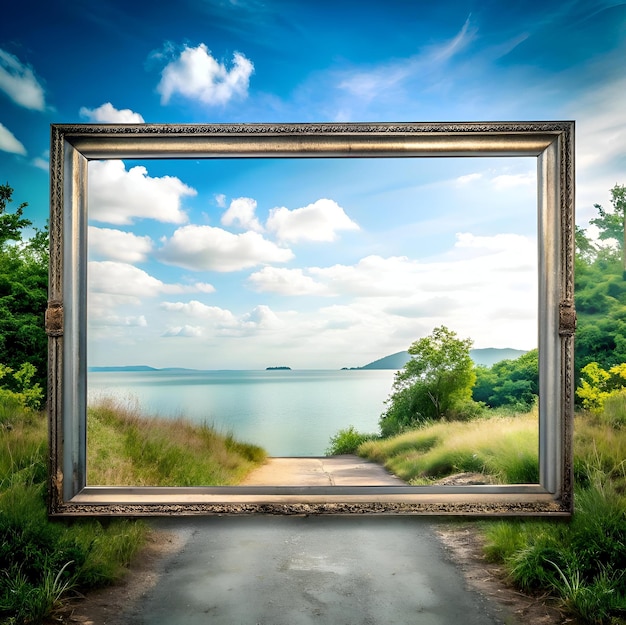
[326,425,377,455]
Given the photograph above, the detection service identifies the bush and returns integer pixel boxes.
[326,425,377,455]
[601,390,626,429]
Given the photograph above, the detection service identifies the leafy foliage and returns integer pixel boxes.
[472,349,538,410]
[575,185,626,380]
[326,425,377,455]
[589,184,626,253]
[0,362,44,410]
[576,361,626,414]
[0,184,48,406]
[379,326,476,436]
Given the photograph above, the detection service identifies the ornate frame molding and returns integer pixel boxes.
[48,121,575,517]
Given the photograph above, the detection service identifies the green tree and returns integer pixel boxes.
[379,326,475,436]
[473,349,538,410]
[0,183,32,246]
[589,183,626,270]
[0,184,48,405]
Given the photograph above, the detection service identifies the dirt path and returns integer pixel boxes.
[240,455,408,486]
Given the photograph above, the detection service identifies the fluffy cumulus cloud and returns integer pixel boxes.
[162,325,204,338]
[158,224,293,272]
[247,266,329,296]
[266,199,360,243]
[0,49,46,111]
[79,102,145,123]
[157,44,254,106]
[160,300,235,323]
[89,261,172,299]
[88,226,153,263]
[89,261,214,299]
[160,300,282,339]
[89,309,148,328]
[240,305,283,332]
[243,231,538,351]
[221,197,264,232]
[88,160,194,225]
[0,122,26,155]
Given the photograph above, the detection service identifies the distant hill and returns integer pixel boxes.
[470,348,527,367]
[88,365,158,372]
[88,366,203,373]
[350,348,528,370]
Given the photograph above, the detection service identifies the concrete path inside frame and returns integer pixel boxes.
[240,454,407,486]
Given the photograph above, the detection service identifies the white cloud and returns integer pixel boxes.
[240,305,283,332]
[90,313,147,328]
[89,226,153,263]
[161,300,235,323]
[162,325,204,338]
[157,44,254,106]
[240,231,537,352]
[0,122,26,155]
[266,198,359,243]
[89,261,169,298]
[309,255,423,297]
[573,75,626,173]
[89,160,194,225]
[158,224,294,271]
[190,282,217,293]
[160,300,283,338]
[456,173,482,185]
[247,266,329,296]
[491,172,535,190]
[32,155,48,170]
[0,49,46,111]
[221,197,264,232]
[337,16,476,103]
[79,102,145,123]
[89,261,214,299]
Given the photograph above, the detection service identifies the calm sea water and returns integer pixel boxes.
[88,369,397,456]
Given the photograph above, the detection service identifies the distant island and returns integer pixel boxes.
[266,366,292,370]
[343,348,528,371]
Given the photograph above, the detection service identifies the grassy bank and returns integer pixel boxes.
[338,408,626,624]
[0,397,267,624]
[88,396,266,486]
[357,409,539,484]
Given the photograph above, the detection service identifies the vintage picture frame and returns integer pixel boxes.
[47,121,575,517]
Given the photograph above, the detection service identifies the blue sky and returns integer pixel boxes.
[1,0,625,369]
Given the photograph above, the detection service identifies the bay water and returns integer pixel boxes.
[88,369,397,456]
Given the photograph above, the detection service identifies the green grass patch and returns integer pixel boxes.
[87,396,266,486]
[357,410,538,484]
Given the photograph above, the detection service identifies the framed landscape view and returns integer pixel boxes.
[47,121,575,516]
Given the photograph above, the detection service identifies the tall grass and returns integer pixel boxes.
[88,396,266,486]
[482,412,626,625]
[358,409,539,484]
[1,396,267,624]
